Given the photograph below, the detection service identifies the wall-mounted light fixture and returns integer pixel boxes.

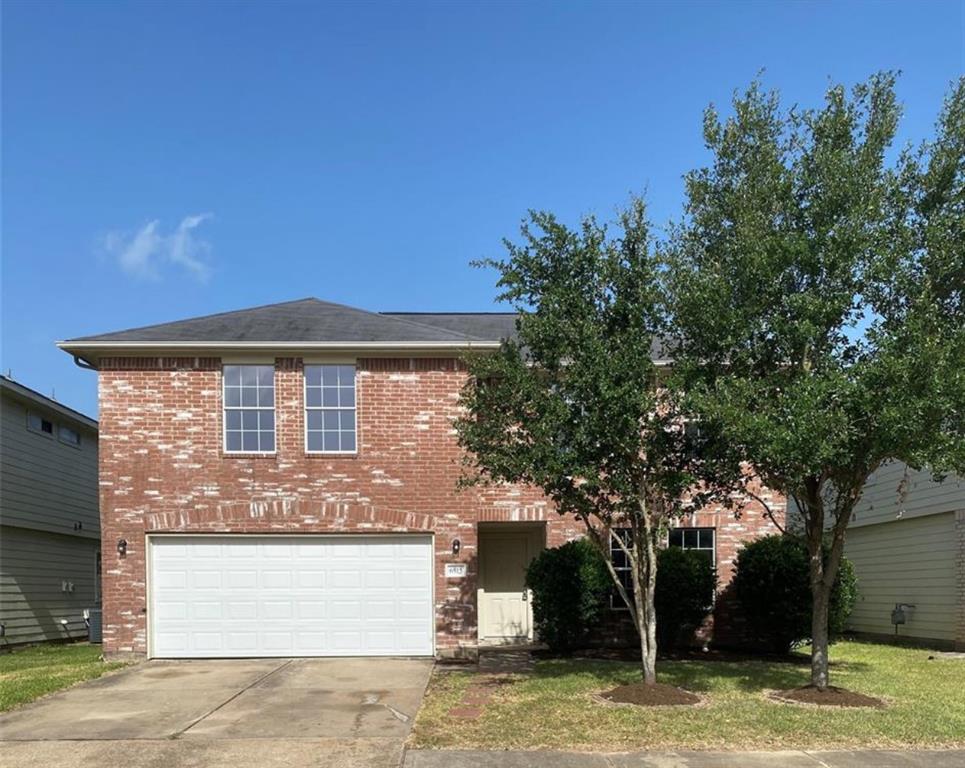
[451,538,461,556]
[117,538,128,557]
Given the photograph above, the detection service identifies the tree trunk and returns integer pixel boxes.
[809,576,831,690]
[803,484,855,691]
[631,495,659,685]
[633,554,658,685]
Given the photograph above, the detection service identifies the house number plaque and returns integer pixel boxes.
[445,563,467,578]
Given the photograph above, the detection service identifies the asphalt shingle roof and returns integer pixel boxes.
[65,299,506,344]
[61,298,669,361]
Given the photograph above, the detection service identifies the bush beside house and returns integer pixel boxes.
[732,535,858,654]
[526,539,717,652]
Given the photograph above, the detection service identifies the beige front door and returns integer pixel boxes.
[478,528,541,643]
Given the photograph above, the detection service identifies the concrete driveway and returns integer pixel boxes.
[0,657,433,768]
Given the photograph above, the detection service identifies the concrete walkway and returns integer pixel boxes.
[403,749,965,768]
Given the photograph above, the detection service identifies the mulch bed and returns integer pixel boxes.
[598,682,701,707]
[771,685,886,709]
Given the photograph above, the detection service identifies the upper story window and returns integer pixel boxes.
[668,527,716,564]
[59,425,81,447]
[223,365,275,453]
[27,411,53,436]
[304,364,356,453]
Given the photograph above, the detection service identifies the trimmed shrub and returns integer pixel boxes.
[732,534,859,654]
[654,546,717,650]
[525,538,610,651]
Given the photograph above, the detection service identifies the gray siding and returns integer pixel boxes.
[851,460,964,528]
[845,512,957,644]
[0,390,99,538]
[0,525,100,644]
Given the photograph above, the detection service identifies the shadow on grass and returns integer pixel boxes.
[531,656,874,695]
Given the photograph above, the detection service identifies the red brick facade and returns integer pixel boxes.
[97,355,784,657]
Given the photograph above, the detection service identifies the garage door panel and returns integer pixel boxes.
[150,535,433,657]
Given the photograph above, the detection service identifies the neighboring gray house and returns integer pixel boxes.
[0,376,100,645]
[843,461,964,650]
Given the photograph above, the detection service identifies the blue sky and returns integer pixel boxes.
[2,1,962,417]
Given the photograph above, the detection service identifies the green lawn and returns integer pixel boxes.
[0,643,129,712]
[411,641,965,751]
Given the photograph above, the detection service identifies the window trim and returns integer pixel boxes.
[222,364,277,455]
[58,424,82,448]
[609,526,717,611]
[26,410,54,438]
[303,363,358,455]
[668,526,717,567]
[609,528,634,611]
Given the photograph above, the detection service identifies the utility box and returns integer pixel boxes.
[86,608,102,644]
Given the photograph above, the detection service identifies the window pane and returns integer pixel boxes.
[699,529,714,549]
[242,411,258,430]
[255,387,272,408]
[259,432,275,453]
[307,431,323,452]
[340,410,355,431]
[322,431,339,451]
[224,387,241,407]
[223,366,241,386]
[339,387,356,408]
[305,388,322,407]
[322,388,339,407]
[337,365,355,385]
[226,431,243,452]
[322,366,339,386]
[305,366,322,386]
[257,366,274,387]
[241,388,258,407]
[306,411,323,431]
[323,411,339,430]
[241,367,258,386]
[225,411,242,430]
[684,529,699,548]
[668,529,683,548]
[242,432,259,452]
[341,432,356,452]
[259,411,275,431]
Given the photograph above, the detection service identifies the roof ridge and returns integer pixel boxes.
[382,311,517,316]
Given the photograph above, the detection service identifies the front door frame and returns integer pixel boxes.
[476,523,545,645]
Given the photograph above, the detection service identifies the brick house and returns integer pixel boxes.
[59,298,784,660]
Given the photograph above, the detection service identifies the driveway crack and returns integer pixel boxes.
[172,659,293,739]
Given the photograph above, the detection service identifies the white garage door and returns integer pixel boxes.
[149,535,434,658]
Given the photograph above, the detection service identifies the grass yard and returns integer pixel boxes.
[411,640,965,751]
[0,643,129,712]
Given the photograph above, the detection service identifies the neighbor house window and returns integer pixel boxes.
[59,425,81,447]
[223,365,275,453]
[304,364,356,453]
[668,527,716,564]
[27,411,53,436]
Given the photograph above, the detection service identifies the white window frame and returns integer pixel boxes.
[668,526,716,566]
[303,363,357,455]
[222,364,276,455]
[609,528,634,611]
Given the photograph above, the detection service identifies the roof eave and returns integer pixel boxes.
[56,339,503,360]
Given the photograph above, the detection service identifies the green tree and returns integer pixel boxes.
[667,74,965,689]
[455,201,739,684]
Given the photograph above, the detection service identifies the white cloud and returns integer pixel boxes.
[102,214,214,282]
